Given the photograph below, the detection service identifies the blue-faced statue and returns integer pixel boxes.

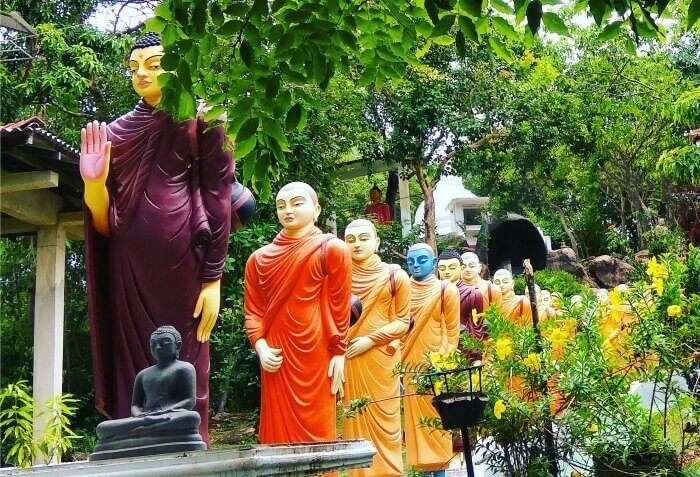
[406,243,437,281]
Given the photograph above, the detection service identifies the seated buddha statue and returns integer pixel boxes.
[90,326,206,461]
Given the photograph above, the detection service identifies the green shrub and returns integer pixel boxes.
[514,269,586,297]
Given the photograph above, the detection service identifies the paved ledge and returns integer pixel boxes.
[1,440,376,477]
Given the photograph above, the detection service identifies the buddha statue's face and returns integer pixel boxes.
[541,290,552,308]
[370,188,382,204]
[461,252,482,282]
[275,186,320,232]
[493,269,514,298]
[437,258,462,283]
[129,45,165,106]
[150,332,180,364]
[595,288,609,304]
[407,246,436,281]
[345,223,379,263]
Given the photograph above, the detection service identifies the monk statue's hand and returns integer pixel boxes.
[346,336,374,359]
[328,355,345,398]
[80,120,111,185]
[255,339,283,373]
[194,280,221,342]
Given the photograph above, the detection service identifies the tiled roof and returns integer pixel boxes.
[0,116,79,160]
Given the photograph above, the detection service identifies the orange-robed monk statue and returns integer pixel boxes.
[402,243,460,473]
[243,182,352,443]
[343,219,410,477]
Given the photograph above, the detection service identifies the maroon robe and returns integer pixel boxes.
[455,280,485,346]
[85,101,233,443]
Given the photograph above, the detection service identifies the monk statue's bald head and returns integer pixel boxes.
[406,243,436,281]
[461,251,483,283]
[276,182,321,236]
[345,219,379,263]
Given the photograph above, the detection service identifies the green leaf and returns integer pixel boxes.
[542,12,569,35]
[160,53,179,71]
[237,117,260,142]
[459,16,479,41]
[588,0,607,25]
[240,40,254,67]
[492,17,520,41]
[416,20,434,37]
[597,20,623,40]
[416,39,433,58]
[432,35,456,45]
[526,0,543,35]
[285,103,303,129]
[488,36,514,62]
[235,134,257,158]
[455,31,467,57]
[688,0,700,28]
[265,77,280,99]
[155,4,173,20]
[251,0,268,16]
[514,0,528,23]
[491,0,515,14]
[192,0,207,36]
[261,118,290,151]
[219,20,243,35]
[432,14,456,36]
[144,16,166,33]
[204,105,226,122]
[624,36,637,55]
[297,107,308,130]
[475,16,490,34]
[459,0,484,17]
[211,4,224,26]
[271,0,286,13]
[254,152,270,178]
[177,87,196,120]
[226,2,249,17]
[425,0,441,25]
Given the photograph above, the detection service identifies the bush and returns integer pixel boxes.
[513,269,586,297]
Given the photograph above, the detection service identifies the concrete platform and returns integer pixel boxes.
[1,440,376,477]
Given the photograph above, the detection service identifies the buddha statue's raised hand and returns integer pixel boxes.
[80,120,111,184]
[80,120,111,236]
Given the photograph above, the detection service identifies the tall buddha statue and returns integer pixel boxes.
[81,33,235,442]
[437,249,485,342]
[461,252,501,311]
[90,326,205,460]
[343,219,410,477]
[243,182,351,444]
[402,243,460,474]
[493,269,532,326]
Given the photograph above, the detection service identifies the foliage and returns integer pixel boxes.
[151,0,692,201]
[0,381,80,468]
[513,269,587,298]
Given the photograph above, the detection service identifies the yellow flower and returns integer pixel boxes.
[470,372,481,390]
[494,399,507,419]
[495,337,513,360]
[646,257,669,280]
[652,278,664,296]
[548,328,568,349]
[434,379,444,395]
[667,305,682,317]
[429,352,443,371]
[523,353,541,371]
[587,423,599,433]
[609,289,623,307]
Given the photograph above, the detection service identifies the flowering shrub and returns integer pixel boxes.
[413,246,700,476]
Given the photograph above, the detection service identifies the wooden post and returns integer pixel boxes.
[32,225,66,465]
[399,167,412,237]
[523,259,558,476]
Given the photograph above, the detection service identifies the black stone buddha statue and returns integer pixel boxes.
[89,326,206,461]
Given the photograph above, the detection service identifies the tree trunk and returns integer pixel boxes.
[550,203,580,258]
[413,160,437,252]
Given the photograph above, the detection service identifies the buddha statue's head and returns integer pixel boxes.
[150,325,182,364]
[129,32,165,107]
[345,218,379,263]
[461,252,482,283]
[595,288,609,304]
[369,185,382,204]
[275,182,320,235]
[406,243,436,281]
[437,249,463,284]
[541,289,552,309]
[493,269,515,299]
